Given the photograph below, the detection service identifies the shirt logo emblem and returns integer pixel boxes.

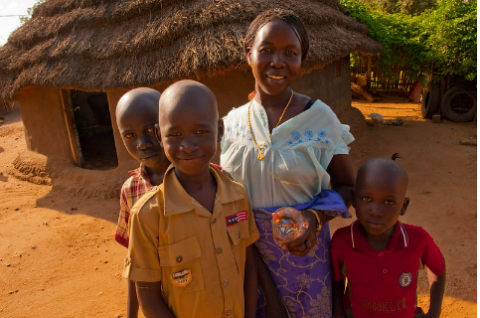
[398,272,413,287]
[171,269,192,287]
[226,211,248,227]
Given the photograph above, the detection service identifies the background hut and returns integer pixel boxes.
[0,0,382,196]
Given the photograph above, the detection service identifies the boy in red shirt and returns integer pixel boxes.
[332,158,446,318]
[115,87,170,317]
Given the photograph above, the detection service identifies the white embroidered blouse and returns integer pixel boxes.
[220,99,354,209]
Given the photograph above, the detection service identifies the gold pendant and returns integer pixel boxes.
[257,152,265,161]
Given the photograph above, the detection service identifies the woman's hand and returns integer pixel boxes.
[284,210,318,256]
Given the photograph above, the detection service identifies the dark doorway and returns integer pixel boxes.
[70,90,118,170]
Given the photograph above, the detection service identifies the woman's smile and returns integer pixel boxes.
[266,74,286,80]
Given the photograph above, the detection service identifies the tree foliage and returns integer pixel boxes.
[422,0,477,80]
[340,0,477,81]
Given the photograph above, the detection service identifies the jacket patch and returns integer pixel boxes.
[398,272,413,287]
[226,211,248,227]
[171,269,192,287]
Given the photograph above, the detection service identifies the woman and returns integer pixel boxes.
[221,9,355,318]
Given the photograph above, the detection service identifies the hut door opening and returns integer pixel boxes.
[65,90,118,170]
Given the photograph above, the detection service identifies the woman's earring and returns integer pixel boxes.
[248,61,252,67]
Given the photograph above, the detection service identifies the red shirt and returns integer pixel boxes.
[331,221,445,318]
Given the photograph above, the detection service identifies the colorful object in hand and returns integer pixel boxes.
[272,207,306,245]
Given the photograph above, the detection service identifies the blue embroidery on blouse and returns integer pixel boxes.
[289,130,330,146]
[291,131,300,141]
[304,130,313,141]
[226,122,253,141]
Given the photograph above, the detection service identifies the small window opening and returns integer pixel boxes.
[70,90,118,170]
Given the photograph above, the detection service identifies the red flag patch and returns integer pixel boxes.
[226,211,248,227]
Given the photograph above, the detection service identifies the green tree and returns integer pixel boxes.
[341,0,428,79]
[341,0,476,81]
[422,0,477,80]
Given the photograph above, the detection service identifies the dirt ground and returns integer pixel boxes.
[0,96,476,317]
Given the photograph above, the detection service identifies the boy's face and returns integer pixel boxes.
[354,173,409,241]
[117,106,166,168]
[158,95,222,176]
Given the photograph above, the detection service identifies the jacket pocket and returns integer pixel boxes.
[158,236,204,292]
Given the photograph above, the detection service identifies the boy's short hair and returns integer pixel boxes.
[115,87,160,125]
[357,158,408,187]
[158,80,218,121]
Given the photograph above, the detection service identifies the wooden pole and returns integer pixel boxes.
[60,90,83,166]
[366,56,372,88]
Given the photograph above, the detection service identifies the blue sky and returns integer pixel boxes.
[0,0,38,45]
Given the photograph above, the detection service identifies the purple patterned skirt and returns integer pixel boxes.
[254,190,351,318]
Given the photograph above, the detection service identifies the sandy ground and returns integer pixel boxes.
[0,97,476,317]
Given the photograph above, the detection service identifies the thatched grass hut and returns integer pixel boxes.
[0,0,381,194]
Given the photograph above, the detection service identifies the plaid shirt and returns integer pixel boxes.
[115,165,153,248]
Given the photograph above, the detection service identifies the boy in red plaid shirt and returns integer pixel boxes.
[115,87,170,317]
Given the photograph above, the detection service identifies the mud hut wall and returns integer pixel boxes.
[197,62,353,118]
[292,56,351,116]
[194,69,255,164]
[198,70,255,117]
[17,87,72,159]
[104,62,351,166]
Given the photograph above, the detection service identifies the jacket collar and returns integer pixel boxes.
[163,164,244,216]
[350,220,409,252]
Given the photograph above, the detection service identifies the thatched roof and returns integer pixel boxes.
[0,0,383,100]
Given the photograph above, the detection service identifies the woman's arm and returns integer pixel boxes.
[286,154,355,256]
[327,154,355,208]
